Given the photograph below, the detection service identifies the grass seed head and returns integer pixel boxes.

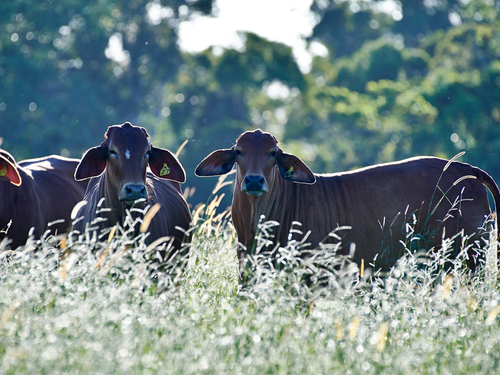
[485,304,500,325]
[348,316,361,339]
[335,319,344,341]
[140,203,161,233]
[377,322,388,352]
[443,274,453,299]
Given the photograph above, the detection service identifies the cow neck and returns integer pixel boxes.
[101,170,125,224]
[247,166,284,241]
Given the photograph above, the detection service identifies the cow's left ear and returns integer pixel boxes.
[75,142,108,181]
[149,146,186,183]
[276,151,316,184]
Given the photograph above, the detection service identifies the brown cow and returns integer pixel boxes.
[196,129,500,271]
[73,122,191,252]
[0,149,88,249]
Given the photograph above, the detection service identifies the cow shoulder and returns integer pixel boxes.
[144,173,191,237]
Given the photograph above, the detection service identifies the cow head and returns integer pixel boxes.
[195,129,315,196]
[0,150,22,186]
[75,122,185,205]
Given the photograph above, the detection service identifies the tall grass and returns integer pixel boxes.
[0,195,499,374]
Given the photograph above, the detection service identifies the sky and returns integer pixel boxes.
[176,0,322,73]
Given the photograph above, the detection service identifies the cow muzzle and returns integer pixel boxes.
[120,183,147,205]
[242,175,267,197]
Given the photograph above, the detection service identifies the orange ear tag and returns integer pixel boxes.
[284,166,294,178]
[160,163,170,176]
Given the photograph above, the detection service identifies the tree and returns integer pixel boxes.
[150,33,306,205]
[0,0,213,159]
[2,0,500,209]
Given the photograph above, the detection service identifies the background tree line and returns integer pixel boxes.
[2,0,500,207]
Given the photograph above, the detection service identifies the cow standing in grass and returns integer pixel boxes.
[196,129,500,272]
[73,122,191,254]
[0,150,88,249]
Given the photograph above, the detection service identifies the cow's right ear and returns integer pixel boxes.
[75,144,108,181]
[0,154,21,186]
[149,146,186,183]
[195,149,236,176]
[276,151,316,184]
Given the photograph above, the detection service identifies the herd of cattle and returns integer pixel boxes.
[1,122,499,273]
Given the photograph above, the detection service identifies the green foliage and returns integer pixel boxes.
[310,1,391,58]
[151,34,306,204]
[1,0,500,204]
[0,0,213,159]
[289,6,500,184]
[335,38,405,92]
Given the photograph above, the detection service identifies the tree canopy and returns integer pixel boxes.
[2,0,500,206]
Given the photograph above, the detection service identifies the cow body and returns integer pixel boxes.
[0,150,88,248]
[196,130,500,271]
[73,123,191,251]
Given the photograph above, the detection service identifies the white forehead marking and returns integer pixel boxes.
[125,149,131,160]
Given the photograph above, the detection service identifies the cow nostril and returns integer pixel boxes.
[127,185,145,195]
[245,175,264,184]
[123,184,147,202]
[243,175,265,195]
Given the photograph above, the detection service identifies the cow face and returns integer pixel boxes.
[195,129,315,196]
[0,150,22,186]
[75,122,185,205]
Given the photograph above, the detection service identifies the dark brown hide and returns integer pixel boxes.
[196,129,500,271]
[73,122,191,251]
[0,150,88,248]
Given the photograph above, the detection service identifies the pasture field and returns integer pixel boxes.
[1,202,500,374]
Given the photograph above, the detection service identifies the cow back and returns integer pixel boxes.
[21,156,88,226]
[1,155,87,248]
[236,157,496,271]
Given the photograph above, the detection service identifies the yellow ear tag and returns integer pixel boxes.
[284,166,294,178]
[0,166,6,177]
[160,163,170,176]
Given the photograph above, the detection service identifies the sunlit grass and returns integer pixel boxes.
[0,194,500,374]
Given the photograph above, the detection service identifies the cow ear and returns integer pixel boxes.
[75,144,108,181]
[149,146,186,183]
[0,154,22,186]
[195,149,236,176]
[276,151,316,184]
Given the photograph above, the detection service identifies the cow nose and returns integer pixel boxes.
[122,183,147,204]
[243,175,266,196]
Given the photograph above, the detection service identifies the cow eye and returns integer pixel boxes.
[145,151,151,159]
[269,151,277,158]
[235,150,243,157]
[110,150,119,158]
